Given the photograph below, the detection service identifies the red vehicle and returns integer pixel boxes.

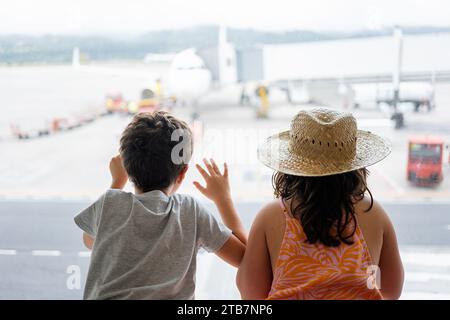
[407,136,444,186]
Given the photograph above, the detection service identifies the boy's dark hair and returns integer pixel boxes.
[120,111,193,193]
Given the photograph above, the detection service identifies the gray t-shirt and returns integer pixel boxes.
[74,189,231,300]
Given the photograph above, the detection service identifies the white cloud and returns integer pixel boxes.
[0,0,449,34]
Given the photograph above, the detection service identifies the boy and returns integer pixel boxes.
[74,111,247,299]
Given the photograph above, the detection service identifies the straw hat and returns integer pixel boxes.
[257,108,391,177]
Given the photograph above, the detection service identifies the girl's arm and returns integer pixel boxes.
[236,210,273,299]
[377,203,404,299]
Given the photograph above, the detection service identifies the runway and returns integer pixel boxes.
[0,200,449,299]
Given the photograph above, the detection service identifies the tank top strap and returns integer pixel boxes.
[278,198,292,219]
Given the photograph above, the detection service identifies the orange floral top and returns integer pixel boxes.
[267,200,383,300]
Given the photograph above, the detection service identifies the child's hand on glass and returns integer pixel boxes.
[194,158,230,204]
[109,154,128,189]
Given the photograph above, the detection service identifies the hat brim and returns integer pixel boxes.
[257,130,391,177]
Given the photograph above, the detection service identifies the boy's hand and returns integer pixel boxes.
[194,159,230,204]
[110,155,128,189]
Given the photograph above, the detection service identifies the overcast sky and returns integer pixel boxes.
[0,0,449,35]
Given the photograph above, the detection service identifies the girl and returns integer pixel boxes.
[237,108,404,300]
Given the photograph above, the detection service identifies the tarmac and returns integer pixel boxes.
[0,200,449,299]
[1,80,450,299]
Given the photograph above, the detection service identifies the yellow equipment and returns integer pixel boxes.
[256,85,270,119]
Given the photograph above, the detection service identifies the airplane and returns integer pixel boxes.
[73,47,212,115]
[151,24,237,108]
[166,48,212,103]
[71,25,238,118]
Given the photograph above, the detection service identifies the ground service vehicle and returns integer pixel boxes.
[407,136,444,186]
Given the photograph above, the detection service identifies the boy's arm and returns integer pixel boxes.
[208,195,247,245]
[78,155,128,250]
[215,235,246,268]
[194,159,247,244]
[194,159,247,265]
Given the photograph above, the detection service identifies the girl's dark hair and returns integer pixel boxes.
[273,169,373,247]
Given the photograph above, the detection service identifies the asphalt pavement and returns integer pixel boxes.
[0,199,449,299]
